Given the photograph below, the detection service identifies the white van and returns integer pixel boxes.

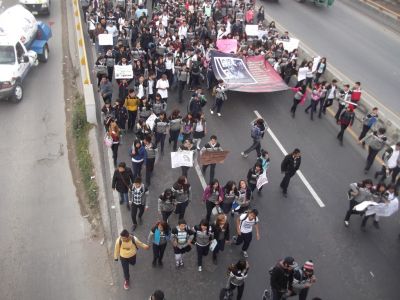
[19,0,51,16]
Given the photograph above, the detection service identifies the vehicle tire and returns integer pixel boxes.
[10,83,23,103]
[38,44,49,63]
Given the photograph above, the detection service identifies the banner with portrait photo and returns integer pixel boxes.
[213,56,256,85]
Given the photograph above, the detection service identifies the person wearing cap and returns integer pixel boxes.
[292,261,317,300]
[268,257,296,300]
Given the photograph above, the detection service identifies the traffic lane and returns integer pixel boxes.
[0,1,117,299]
[221,91,400,300]
[261,0,400,112]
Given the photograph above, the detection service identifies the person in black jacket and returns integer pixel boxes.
[268,257,296,300]
[280,149,301,197]
[247,162,263,197]
[112,162,134,210]
[212,214,230,264]
[337,107,355,146]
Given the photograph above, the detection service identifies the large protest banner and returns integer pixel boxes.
[216,39,238,54]
[210,51,288,93]
[171,151,194,168]
[199,151,229,165]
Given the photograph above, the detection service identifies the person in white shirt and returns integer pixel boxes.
[156,74,170,103]
[232,209,260,258]
[217,26,228,40]
[178,21,188,41]
[375,142,400,183]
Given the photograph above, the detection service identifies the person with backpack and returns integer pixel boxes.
[189,56,201,90]
[232,209,260,258]
[280,149,302,197]
[168,109,183,152]
[358,107,379,146]
[171,219,194,268]
[210,80,227,117]
[143,135,157,188]
[336,107,355,146]
[172,176,191,220]
[292,261,317,300]
[148,221,171,267]
[114,229,150,290]
[112,162,134,210]
[193,112,207,150]
[266,256,296,300]
[221,259,249,300]
[158,189,176,223]
[241,118,266,158]
[153,111,170,156]
[193,219,214,272]
[344,179,374,227]
[359,128,388,174]
[212,213,230,265]
[130,177,148,231]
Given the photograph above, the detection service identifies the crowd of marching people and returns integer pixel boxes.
[80,0,399,299]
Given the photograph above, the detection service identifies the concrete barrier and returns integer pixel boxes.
[71,0,97,125]
[260,4,400,141]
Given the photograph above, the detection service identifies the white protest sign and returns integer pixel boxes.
[171,151,194,168]
[276,38,300,52]
[312,56,321,73]
[245,25,259,36]
[354,201,379,212]
[257,30,268,40]
[114,65,133,79]
[256,172,268,190]
[297,67,308,82]
[98,33,113,46]
[145,113,157,130]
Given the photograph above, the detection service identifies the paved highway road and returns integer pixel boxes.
[261,0,400,114]
[0,1,117,299]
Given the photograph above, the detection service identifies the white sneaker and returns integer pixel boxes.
[217,113,222,117]
[210,109,214,114]
[198,266,202,272]
[242,251,249,258]
[344,220,349,227]
[241,152,248,158]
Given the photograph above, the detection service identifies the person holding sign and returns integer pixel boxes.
[201,135,224,183]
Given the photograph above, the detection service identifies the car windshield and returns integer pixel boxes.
[0,46,15,64]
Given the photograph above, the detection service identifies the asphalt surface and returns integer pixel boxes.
[260,0,400,114]
[0,1,117,299]
[108,85,400,299]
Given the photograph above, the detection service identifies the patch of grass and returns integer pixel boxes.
[72,96,98,209]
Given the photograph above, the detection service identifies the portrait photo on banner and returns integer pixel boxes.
[213,57,256,85]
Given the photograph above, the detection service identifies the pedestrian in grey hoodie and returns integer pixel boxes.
[344,179,374,227]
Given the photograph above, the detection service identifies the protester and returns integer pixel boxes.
[223,259,249,300]
[124,89,140,132]
[319,79,338,117]
[375,142,400,183]
[114,229,150,290]
[267,257,297,300]
[232,209,260,258]
[192,112,207,151]
[223,181,238,215]
[193,219,214,272]
[168,109,183,151]
[99,76,113,103]
[203,179,224,222]
[234,180,252,215]
[143,135,157,188]
[171,219,194,268]
[290,86,307,118]
[280,149,301,197]
[178,138,196,177]
[334,84,352,122]
[212,213,230,264]
[344,179,373,227]
[154,111,169,155]
[210,80,227,117]
[201,135,223,184]
[150,290,165,300]
[172,176,191,220]
[358,107,379,146]
[109,120,121,167]
[241,118,266,158]
[130,139,147,179]
[158,188,176,223]
[292,261,317,300]
[336,107,355,146]
[148,221,171,267]
[130,177,148,231]
[112,162,134,210]
[247,162,263,197]
[359,128,388,174]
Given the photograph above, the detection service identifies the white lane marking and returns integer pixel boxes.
[370,271,375,278]
[194,152,207,189]
[254,110,326,208]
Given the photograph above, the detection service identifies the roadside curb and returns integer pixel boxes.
[359,0,400,21]
[260,1,400,142]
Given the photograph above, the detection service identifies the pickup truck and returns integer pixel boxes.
[19,0,51,15]
[0,5,52,103]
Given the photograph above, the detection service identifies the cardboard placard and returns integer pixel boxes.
[199,150,229,165]
[114,65,133,79]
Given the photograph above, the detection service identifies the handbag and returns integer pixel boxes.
[209,239,218,251]
[178,133,184,142]
[104,134,113,148]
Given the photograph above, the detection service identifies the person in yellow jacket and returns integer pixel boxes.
[125,89,140,131]
[114,229,149,290]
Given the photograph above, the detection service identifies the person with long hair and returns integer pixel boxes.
[148,221,171,267]
[193,219,214,272]
[172,176,191,220]
[203,179,224,222]
[344,178,374,227]
[212,214,230,264]
[109,120,120,167]
[158,189,176,223]
[223,181,238,215]
[168,109,183,151]
[130,139,146,179]
[224,259,249,300]
[154,111,170,155]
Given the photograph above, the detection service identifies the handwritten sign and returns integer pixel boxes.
[216,39,238,54]
[276,38,300,53]
[171,151,194,168]
[199,150,229,165]
[256,171,269,190]
[245,25,259,36]
[114,65,133,79]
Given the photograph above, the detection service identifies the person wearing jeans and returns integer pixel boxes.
[212,214,230,264]
[359,128,387,173]
[114,229,149,290]
[344,179,373,227]
[148,221,171,267]
[112,162,134,210]
[193,219,214,272]
[202,179,224,222]
[143,136,157,188]
[241,118,265,158]
[201,135,223,184]
[233,209,260,258]
[130,139,146,179]
[124,89,139,132]
[158,189,176,223]
[129,178,147,231]
[172,176,191,220]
